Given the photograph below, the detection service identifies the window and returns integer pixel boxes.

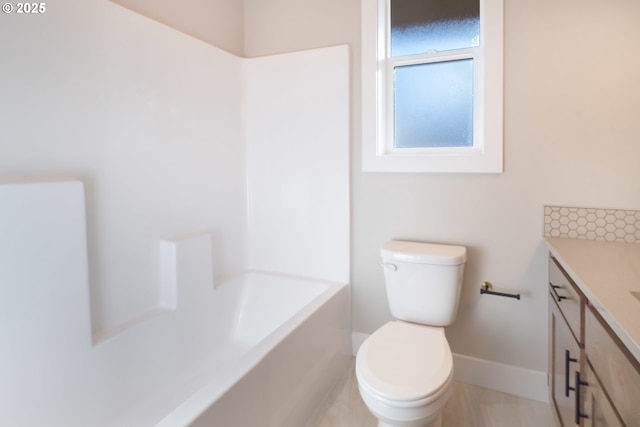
[362,0,504,173]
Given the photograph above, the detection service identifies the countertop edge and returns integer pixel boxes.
[544,237,640,364]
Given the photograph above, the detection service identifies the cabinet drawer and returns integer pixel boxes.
[549,256,584,344]
[586,304,640,427]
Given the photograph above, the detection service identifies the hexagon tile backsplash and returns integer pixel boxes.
[544,206,640,244]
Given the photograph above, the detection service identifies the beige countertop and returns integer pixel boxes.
[545,237,640,363]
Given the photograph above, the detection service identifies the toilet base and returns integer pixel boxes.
[377,414,442,427]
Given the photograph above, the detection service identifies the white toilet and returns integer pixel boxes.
[356,240,467,427]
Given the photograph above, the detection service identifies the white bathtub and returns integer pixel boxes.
[155,270,351,427]
[2,225,351,427]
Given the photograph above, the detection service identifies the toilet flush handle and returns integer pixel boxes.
[380,262,397,272]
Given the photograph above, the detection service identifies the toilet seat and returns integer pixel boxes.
[356,321,453,404]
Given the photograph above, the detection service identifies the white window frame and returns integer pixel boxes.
[362,0,504,173]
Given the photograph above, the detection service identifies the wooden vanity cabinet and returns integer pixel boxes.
[548,256,585,427]
[549,254,640,427]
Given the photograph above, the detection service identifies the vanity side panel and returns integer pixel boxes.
[585,304,640,427]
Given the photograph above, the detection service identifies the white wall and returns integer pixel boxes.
[244,0,359,58]
[0,0,246,336]
[243,0,640,393]
[109,0,244,56]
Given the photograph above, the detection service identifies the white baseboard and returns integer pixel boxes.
[351,331,549,403]
[452,353,549,403]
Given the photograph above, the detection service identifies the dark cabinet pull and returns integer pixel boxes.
[565,350,578,397]
[550,283,567,302]
[574,371,589,424]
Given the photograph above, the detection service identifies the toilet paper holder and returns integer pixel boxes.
[480,281,521,300]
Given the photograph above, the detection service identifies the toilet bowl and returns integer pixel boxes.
[355,240,466,427]
[356,321,454,427]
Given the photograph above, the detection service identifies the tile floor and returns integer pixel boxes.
[305,360,557,427]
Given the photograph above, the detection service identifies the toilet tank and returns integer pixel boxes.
[381,240,467,326]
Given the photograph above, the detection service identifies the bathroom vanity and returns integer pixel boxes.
[546,237,640,427]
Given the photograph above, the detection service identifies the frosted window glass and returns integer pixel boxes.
[391,0,480,56]
[394,59,473,148]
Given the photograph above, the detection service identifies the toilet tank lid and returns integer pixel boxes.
[381,241,467,265]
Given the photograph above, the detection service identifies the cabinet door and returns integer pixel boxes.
[582,363,624,427]
[550,294,582,427]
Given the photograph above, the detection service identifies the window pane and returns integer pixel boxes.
[394,59,474,148]
[391,0,480,56]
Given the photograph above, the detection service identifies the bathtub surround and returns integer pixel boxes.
[1,0,350,424]
[0,0,245,336]
[0,180,350,426]
[0,0,349,336]
[244,47,350,285]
